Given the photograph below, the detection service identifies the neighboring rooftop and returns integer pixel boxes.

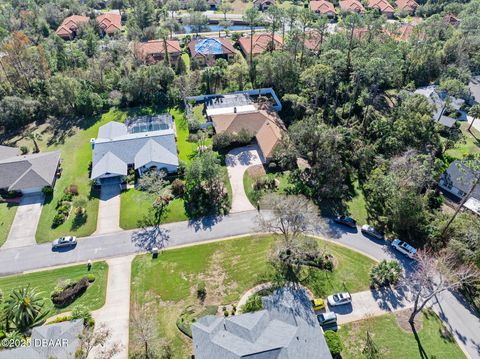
[395,0,418,12]
[96,12,122,34]
[205,94,255,116]
[0,319,83,359]
[0,144,20,161]
[339,0,366,13]
[135,39,182,63]
[0,149,61,192]
[368,0,395,14]
[188,37,236,57]
[238,33,283,56]
[192,287,333,359]
[309,0,336,15]
[440,160,480,199]
[55,15,89,38]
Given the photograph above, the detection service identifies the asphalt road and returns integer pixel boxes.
[0,210,479,358]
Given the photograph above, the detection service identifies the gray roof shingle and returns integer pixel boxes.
[441,160,480,199]
[192,288,333,359]
[0,145,20,161]
[97,121,128,139]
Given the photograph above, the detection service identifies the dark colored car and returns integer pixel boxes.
[334,216,357,228]
[361,225,384,240]
[52,236,77,250]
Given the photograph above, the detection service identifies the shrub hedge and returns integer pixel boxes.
[51,277,90,308]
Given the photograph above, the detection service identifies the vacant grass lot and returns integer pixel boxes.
[130,235,375,357]
[0,203,17,248]
[339,311,466,359]
[36,109,128,243]
[0,261,108,316]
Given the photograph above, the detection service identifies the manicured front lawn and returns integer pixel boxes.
[36,109,129,243]
[0,202,17,248]
[172,108,198,164]
[130,235,375,357]
[339,311,466,359]
[120,188,187,229]
[0,261,108,316]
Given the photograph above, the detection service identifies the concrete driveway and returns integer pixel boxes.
[91,255,134,359]
[95,184,121,235]
[3,194,44,249]
[225,145,263,213]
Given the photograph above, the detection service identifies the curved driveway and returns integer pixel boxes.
[0,211,479,358]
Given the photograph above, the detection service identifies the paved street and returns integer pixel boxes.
[0,211,479,358]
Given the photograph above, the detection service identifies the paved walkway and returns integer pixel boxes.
[3,194,43,249]
[225,145,263,213]
[91,255,134,359]
[95,184,121,235]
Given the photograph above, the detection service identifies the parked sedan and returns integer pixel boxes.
[52,236,77,250]
[391,239,416,259]
[361,225,384,240]
[327,292,352,306]
[311,298,326,311]
[333,216,357,228]
[317,312,337,326]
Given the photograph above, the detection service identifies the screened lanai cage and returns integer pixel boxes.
[126,114,173,134]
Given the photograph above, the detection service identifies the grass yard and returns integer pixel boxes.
[120,189,187,229]
[243,169,295,207]
[346,180,368,225]
[0,202,17,248]
[130,235,375,357]
[339,310,466,359]
[172,107,198,164]
[36,109,129,243]
[0,261,108,317]
[445,122,480,159]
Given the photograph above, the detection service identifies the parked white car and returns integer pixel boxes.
[391,239,416,259]
[327,292,352,306]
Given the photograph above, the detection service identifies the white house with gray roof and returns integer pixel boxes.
[0,145,61,195]
[192,287,333,359]
[90,115,179,183]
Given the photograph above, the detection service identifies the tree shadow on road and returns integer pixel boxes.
[131,226,170,251]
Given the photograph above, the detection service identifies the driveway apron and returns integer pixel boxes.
[95,183,121,235]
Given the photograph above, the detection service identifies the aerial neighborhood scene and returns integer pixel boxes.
[0,0,480,357]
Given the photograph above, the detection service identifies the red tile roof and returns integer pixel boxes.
[395,0,418,12]
[309,0,336,15]
[443,14,460,25]
[368,0,395,13]
[238,33,283,56]
[96,13,122,34]
[135,40,182,62]
[55,15,90,38]
[303,30,324,51]
[339,0,365,13]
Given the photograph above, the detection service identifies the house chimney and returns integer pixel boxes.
[234,107,237,113]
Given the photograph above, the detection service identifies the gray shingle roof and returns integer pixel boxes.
[0,151,60,191]
[0,319,83,359]
[97,121,128,139]
[91,121,179,180]
[192,288,333,359]
[441,160,480,199]
[0,145,20,161]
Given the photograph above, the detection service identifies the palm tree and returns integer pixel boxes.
[5,286,48,333]
[243,7,262,83]
[468,104,480,132]
[26,132,42,153]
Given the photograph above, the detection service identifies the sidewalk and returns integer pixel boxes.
[91,255,134,359]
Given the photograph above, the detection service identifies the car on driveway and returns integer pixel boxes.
[334,216,357,228]
[361,225,383,240]
[311,298,326,311]
[52,236,77,250]
[317,312,338,331]
[391,239,416,259]
[327,292,352,306]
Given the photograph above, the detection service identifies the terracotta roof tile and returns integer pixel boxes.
[96,13,122,34]
[238,33,283,56]
[368,0,394,13]
[395,0,418,12]
[309,0,336,14]
[339,0,365,13]
[136,39,182,60]
[55,15,90,38]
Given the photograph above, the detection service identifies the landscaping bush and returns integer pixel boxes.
[196,281,206,302]
[86,273,96,282]
[57,205,70,216]
[52,213,66,228]
[171,179,185,197]
[71,304,93,325]
[47,315,72,325]
[42,186,53,196]
[325,330,343,358]
[370,260,402,288]
[188,133,199,142]
[20,146,28,154]
[241,294,263,313]
[51,277,90,308]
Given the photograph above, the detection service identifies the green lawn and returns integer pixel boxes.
[120,189,187,229]
[130,235,375,357]
[36,109,129,243]
[243,170,295,207]
[346,180,368,225]
[0,202,17,248]
[445,123,480,159]
[339,311,466,359]
[172,107,198,164]
[0,261,108,317]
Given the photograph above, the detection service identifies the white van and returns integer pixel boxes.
[391,239,417,259]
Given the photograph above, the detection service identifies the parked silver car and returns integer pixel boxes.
[327,292,352,306]
[52,236,77,249]
[391,239,416,259]
[361,225,384,240]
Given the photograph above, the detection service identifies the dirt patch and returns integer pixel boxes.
[395,308,423,332]
[202,251,228,306]
[247,164,266,178]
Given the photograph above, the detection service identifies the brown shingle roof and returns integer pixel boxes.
[368,0,394,13]
[55,15,90,38]
[211,110,284,159]
[238,33,283,56]
[135,40,182,61]
[339,0,365,13]
[309,0,336,15]
[96,13,122,34]
[395,0,418,12]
